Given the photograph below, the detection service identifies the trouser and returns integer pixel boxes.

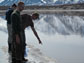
[12,31,26,60]
[7,24,12,52]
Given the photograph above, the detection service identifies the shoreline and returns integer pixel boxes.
[0,9,84,16]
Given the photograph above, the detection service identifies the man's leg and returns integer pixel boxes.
[8,43,11,52]
[7,24,12,52]
[12,42,23,63]
[20,31,28,62]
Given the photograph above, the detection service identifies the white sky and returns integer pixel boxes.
[0,0,4,3]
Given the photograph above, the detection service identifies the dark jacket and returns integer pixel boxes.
[11,10,22,35]
[6,8,13,24]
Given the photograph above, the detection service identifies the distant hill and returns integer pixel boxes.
[0,0,84,6]
[0,3,84,10]
[0,3,84,16]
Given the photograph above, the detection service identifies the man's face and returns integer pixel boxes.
[19,4,24,11]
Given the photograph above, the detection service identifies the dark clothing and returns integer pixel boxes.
[11,10,23,34]
[8,43,11,52]
[7,24,12,52]
[21,14,34,29]
[6,8,14,52]
[11,10,25,60]
[6,8,13,24]
[11,13,33,60]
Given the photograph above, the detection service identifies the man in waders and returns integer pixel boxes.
[11,2,27,63]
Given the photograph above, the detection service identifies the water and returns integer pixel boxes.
[25,14,84,63]
[0,12,84,63]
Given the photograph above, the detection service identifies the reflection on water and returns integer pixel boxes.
[0,12,84,63]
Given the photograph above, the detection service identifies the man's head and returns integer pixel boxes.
[12,3,17,10]
[17,2,24,12]
[32,13,39,20]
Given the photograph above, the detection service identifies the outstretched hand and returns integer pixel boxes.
[39,40,43,45]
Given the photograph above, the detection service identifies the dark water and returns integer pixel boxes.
[0,12,84,63]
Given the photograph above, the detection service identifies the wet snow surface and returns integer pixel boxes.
[0,15,56,63]
[0,13,84,63]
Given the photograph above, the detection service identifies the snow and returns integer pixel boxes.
[0,0,84,5]
[34,14,84,36]
[0,13,84,63]
[41,0,46,4]
[0,0,4,3]
[0,17,56,63]
[0,17,7,33]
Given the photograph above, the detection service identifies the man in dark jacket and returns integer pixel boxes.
[11,2,27,63]
[6,4,17,52]
[21,13,42,62]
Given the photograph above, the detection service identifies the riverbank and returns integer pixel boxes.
[0,9,84,16]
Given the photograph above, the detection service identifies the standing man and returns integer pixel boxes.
[11,2,27,63]
[5,4,17,53]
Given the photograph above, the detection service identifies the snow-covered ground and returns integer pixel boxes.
[0,16,56,63]
[0,0,4,3]
[0,13,84,63]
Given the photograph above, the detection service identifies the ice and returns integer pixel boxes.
[0,0,4,3]
[0,13,84,63]
[0,16,56,63]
